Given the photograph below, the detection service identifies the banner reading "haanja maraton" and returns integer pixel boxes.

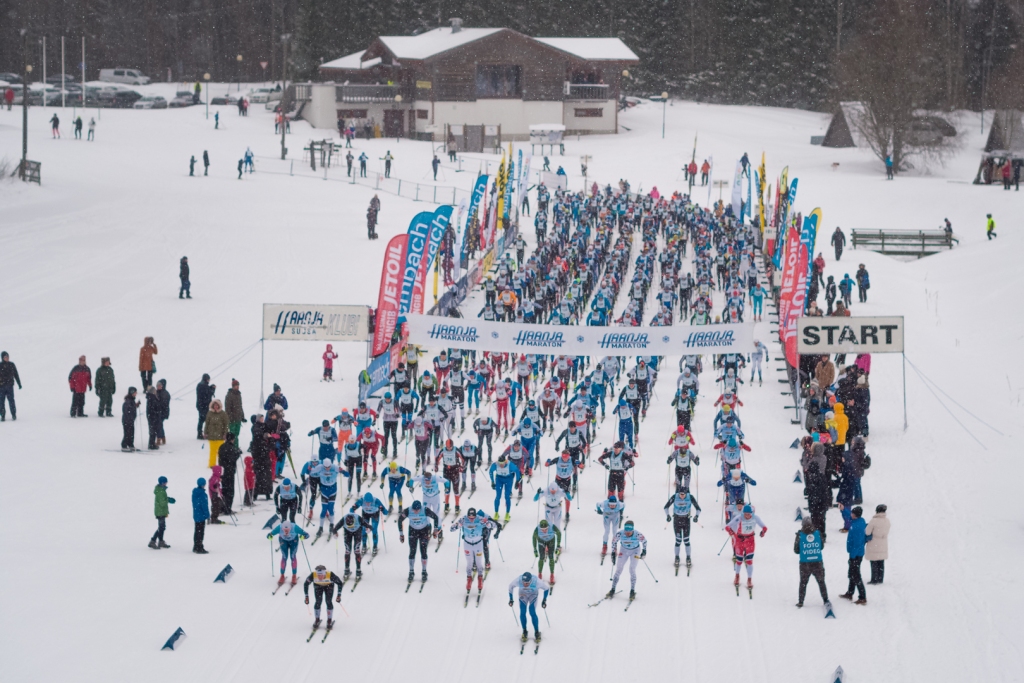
[402,315,755,355]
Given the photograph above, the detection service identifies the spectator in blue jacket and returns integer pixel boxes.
[192,477,210,554]
[840,506,867,604]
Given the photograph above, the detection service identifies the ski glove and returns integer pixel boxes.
[379,483,384,489]
[541,600,547,609]
[694,515,699,523]
[304,596,309,604]
[508,599,515,606]
[666,515,671,522]
[399,535,405,543]
[640,550,647,559]
[336,594,341,603]
[760,528,767,537]
[168,498,176,504]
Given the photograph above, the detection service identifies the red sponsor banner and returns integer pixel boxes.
[778,224,808,368]
[371,234,408,357]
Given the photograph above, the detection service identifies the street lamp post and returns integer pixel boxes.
[21,28,31,178]
[204,72,210,119]
[661,91,669,139]
[280,33,291,160]
[394,94,403,139]
[236,54,243,92]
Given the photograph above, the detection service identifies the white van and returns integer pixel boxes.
[98,68,151,85]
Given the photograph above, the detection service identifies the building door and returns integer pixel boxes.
[384,110,405,138]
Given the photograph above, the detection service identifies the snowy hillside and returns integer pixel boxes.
[0,92,1020,683]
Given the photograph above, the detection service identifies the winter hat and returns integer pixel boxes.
[197,477,207,487]
[273,384,281,392]
[158,476,168,485]
[876,504,887,513]
[851,506,863,518]
[742,505,753,514]
[801,517,814,533]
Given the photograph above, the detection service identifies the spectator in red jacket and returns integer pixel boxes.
[69,355,93,417]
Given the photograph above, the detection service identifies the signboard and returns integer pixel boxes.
[263,304,369,341]
[797,316,904,354]
[403,315,754,354]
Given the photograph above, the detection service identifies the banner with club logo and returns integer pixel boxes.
[263,304,369,342]
[402,315,755,355]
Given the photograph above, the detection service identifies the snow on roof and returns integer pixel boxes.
[529,123,566,132]
[321,51,372,70]
[378,27,503,61]
[534,37,638,61]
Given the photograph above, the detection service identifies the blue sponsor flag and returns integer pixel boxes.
[366,350,392,396]
[399,212,436,314]
[214,564,234,583]
[462,175,488,265]
[262,514,279,530]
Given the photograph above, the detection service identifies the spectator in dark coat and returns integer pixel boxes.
[831,227,846,260]
[95,357,115,417]
[156,379,171,445]
[848,436,867,504]
[196,374,216,439]
[224,379,245,443]
[145,386,162,450]
[805,460,832,544]
[0,351,21,421]
[121,387,140,451]
[851,375,871,437]
[836,455,859,531]
[218,433,242,512]
[264,383,288,415]
[179,256,191,299]
[69,355,93,417]
[251,414,274,500]
[192,477,210,553]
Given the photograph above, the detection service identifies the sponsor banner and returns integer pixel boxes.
[462,174,488,264]
[402,315,754,355]
[398,212,435,314]
[371,234,408,356]
[452,198,467,282]
[731,160,743,221]
[263,304,369,341]
[366,340,406,395]
[801,208,822,303]
[797,316,904,354]
[777,224,803,367]
[412,207,453,314]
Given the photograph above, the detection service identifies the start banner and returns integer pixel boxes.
[796,316,904,354]
[263,304,369,341]
[402,315,755,355]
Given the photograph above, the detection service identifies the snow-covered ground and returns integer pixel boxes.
[0,88,1020,682]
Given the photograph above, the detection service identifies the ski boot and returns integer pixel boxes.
[521,630,530,643]
[277,575,286,586]
[534,631,542,643]
[312,618,321,629]
[747,578,753,590]
[606,587,617,599]
[355,570,363,580]
[421,570,429,582]
[504,512,511,523]
[315,527,323,540]
[485,561,492,571]
[795,601,804,608]
[565,510,570,521]
[686,557,692,569]
[602,543,608,555]
[343,569,352,581]
[408,570,416,582]
[388,505,394,515]
[326,619,334,629]
[629,589,636,600]
[444,503,451,514]
[549,573,555,585]
[158,540,171,549]
[733,574,741,588]
[454,506,461,515]
[372,546,379,556]
[674,557,680,569]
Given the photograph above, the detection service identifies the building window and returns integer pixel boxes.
[574,108,603,118]
[339,109,368,119]
[417,109,429,119]
[475,65,522,99]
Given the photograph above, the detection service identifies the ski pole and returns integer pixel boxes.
[456,533,462,573]
[381,518,387,553]
[717,535,731,556]
[269,537,275,577]
[496,534,505,562]
[299,537,313,573]
[642,558,659,583]
[510,601,521,628]
[543,604,551,627]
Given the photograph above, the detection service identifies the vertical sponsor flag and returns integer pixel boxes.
[801,208,822,303]
[413,206,453,314]
[705,155,714,208]
[452,197,467,281]
[731,160,743,220]
[462,174,488,265]
[495,157,507,234]
[371,234,408,356]
[779,219,810,368]
[758,152,767,234]
[398,212,434,314]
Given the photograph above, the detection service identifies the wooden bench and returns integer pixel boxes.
[851,229,956,258]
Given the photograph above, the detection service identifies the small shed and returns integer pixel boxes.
[984,110,1024,153]
[821,107,856,148]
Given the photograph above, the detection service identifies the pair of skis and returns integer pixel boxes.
[405,574,429,593]
[519,632,542,655]
[306,620,333,643]
[271,577,299,596]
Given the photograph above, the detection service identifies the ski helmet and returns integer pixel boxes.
[523,417,532,426]
[283,478,291,486]
[322,419,330,427]
[742,505,753,514]
[322,458,333,467]
[676,426,686,434]
[445,439,453,448]
[384,392,392,399]
[411,501,422,511]
[363,492,372,503]
[608,495,617,503]
[539,519,549,528]
[464,439,473,448]
[467,507,477,518]
[389,461,398,472]
[521,572,532,583]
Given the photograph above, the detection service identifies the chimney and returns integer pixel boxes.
[450,18,463,33]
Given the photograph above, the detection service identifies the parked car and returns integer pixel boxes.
[134,95,168,109]
[247,87,281,104]
[0,72,22,85]
[45,74,78,87]
[210,93,240,105]
[168,91,195,108]
[98,68,151,85]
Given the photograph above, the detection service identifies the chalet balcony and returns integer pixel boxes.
[565,83,609,100]
[335,84,406,103]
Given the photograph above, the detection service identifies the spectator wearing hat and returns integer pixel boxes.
[225,378,245,442]
[95,357,115,417]
[840,506,868,604]
[264,383,288,415]
[149,476,175,549]
[866,504,890,584]
[68,355,92,417]
[196,374,216,439]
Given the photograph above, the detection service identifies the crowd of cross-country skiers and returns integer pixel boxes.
[0,178,891,644]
